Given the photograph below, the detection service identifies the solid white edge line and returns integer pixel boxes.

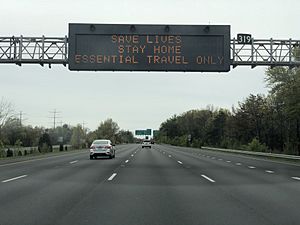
[108,173,117,181]
[125,160,129,163]
[177,161,183,164]
[2,175,28,183]
[69,160,78,164]
[201,174,215,183]
[292,177,300,181]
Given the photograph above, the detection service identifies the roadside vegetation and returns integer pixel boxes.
[0,102,134,159]
[157,65,300,155]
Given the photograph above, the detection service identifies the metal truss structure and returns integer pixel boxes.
[231,38,300,68]
[0,36,299,69]
[0,36,68,67]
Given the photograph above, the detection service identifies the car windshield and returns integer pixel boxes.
[93,140,109,145]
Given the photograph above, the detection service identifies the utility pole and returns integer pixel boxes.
[19,111,23,126]
[18,111,27,126]
[49,109,61,129]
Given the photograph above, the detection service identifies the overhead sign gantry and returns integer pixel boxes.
[0,23,299,70]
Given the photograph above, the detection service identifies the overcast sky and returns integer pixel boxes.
[0,0,299,133]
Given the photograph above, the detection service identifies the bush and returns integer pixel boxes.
[246,138,269,152]
[6,148,13,157]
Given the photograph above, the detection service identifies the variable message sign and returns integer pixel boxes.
[69,24,231,72]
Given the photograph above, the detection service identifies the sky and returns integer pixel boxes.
[0,0,299,133]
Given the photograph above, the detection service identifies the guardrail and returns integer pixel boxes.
[201,146,300,161]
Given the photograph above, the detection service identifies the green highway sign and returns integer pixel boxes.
[135,129,152,136]
[135,130,145,135]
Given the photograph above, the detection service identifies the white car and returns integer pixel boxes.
[89,139,115,159]
[142,140,151,148]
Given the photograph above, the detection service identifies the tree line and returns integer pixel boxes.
[157,66,300,155]
[0,101,134,155]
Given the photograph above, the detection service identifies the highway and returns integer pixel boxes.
[0,144,300,225]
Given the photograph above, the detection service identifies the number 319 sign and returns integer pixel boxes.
[237,33,252,44]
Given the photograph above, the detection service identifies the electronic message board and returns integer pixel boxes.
[68,24,230,72]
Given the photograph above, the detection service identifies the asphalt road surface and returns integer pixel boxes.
[0,144,300,225]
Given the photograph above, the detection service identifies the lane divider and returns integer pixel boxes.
[292,177,300,181]
[236,163,242,166]
[226,160,231,163]
[248,166,256,169]
[265,170,274,174]
[201,174,215,183]
[2,175,28,183]
[177,161,183,165]
[108,173,117,181]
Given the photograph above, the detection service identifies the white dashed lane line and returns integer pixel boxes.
[201,175,215,183]
[292,177,300,181]
[125,160,129,163]
[2,175,28,183]
[108,173,117,181]
[168,155,172,158]
[131,154,134,157]
[177,161,183,165]
[69,160,78,164]
[248,166,256,169]
[226,161,231,163]
[218,159,223,161]
[265,170,275,174]
[236,163,242,166]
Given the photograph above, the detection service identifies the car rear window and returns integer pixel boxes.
[93,140,109,145]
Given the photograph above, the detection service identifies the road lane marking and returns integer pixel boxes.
[201,175,215,183]
[265,170,274,174]
[108,173,117,181]
[226,160,231,163]
[211,157,216,159]
[131,154,134,157]
[292,177,300,181]
[125,160,129,163]
[218,159,223,161]
[177,161,183,164]
[168,155,172,158]
[2,175,28,183]
[236,163,242,166]
[69,160,78,164]
[248,166,256,169]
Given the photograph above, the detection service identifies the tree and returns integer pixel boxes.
[116,130,134,144]
[70,125,85,149]
[266,66,300,155]
[0,98,15,144]
[95,118,119,143]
